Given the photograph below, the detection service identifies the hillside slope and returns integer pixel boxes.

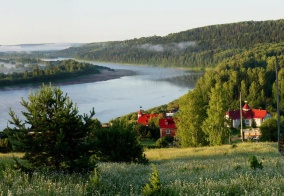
[56,19,284,68]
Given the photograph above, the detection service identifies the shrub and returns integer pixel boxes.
[95,120,148,164]
[136,124,149,137]
[142,165,161,196]
[260,118,278,142]
[87,168,106,194]
[164,136,174,144]
[231,143,237,148]
[0,138,12,153]
[155,138,168,148]
[249,155,263,170]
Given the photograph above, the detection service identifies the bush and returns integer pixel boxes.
[135,124,149,137]
[260,118,278,142]
[95,120,148,164]
[0,137,12,153]
[164,136,174,144]
[249,155,263,170]
[86,168,106,194]
[259,118,284,142]
[231,143,237,148]
[155,138,168,148]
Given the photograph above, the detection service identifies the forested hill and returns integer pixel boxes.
[55,19,284,68]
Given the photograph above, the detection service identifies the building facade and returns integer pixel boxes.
[225,101,271,128]
[159,117,177,138]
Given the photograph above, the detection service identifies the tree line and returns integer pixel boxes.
[0,59,109,87]
[54,19,284,69]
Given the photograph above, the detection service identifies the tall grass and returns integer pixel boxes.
[1,142,284,195]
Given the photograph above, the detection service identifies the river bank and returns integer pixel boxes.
[52,69,135,86]
[0,69,135,90]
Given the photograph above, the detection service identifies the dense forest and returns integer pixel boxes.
[53,19,284,69]
[176,42,284,147]
[0,59,110,87]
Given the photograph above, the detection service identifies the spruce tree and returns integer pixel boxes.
[6,84,97,172]
[142,165,161,196]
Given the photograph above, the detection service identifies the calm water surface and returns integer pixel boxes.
[0,62,201,130]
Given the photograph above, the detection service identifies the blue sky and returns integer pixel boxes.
[0,0,283,45]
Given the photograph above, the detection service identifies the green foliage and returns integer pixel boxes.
[0,59,106,87]
[176,90,208,147]
[142,165,162,196]
[163,136,174,143]
[202,83,231,145]
[231,143,237,148]
[0,138,12,153]
[260,118,284,142]
[147,117,161,140]
[95,120,148,164]
[177,44,284,147]
[249,155,263,170]
[54,20,284,69]
[5,84,97,173]
[87,168,106,194]
[155,136,174,148]
[155,138,168,148]
[136,124,149,137]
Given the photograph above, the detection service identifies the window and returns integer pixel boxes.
[245,119,250,126]
[166,130,171,134]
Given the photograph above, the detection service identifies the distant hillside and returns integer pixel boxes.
[55,19,284,68]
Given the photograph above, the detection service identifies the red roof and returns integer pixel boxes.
[159,118,176,129]
[243,103,250,111]
[252,109,269,118]
[226,103,269,120]
[137,114,159,125]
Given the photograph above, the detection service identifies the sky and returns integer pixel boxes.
[0,0,283,45]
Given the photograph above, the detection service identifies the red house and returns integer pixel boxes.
[159,117,177,138]
[137,109,159,126]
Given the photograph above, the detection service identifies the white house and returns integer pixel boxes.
[225,101,271,128]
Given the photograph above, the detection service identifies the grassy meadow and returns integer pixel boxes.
[1,142,284,195]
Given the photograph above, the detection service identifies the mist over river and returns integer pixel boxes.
[0,62,202,131]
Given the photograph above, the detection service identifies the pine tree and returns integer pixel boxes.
[6,84,97,172]
[142,165,161,196]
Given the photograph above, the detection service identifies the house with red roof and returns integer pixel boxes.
[159,117,177,138]
[225,101,271,128]
[137,108,178,138]
[137,109,159,126]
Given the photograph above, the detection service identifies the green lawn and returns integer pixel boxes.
[1,142,284,195]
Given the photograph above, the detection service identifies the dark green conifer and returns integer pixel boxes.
[6,84,97,172]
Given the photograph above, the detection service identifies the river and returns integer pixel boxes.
[0,61,202,131]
